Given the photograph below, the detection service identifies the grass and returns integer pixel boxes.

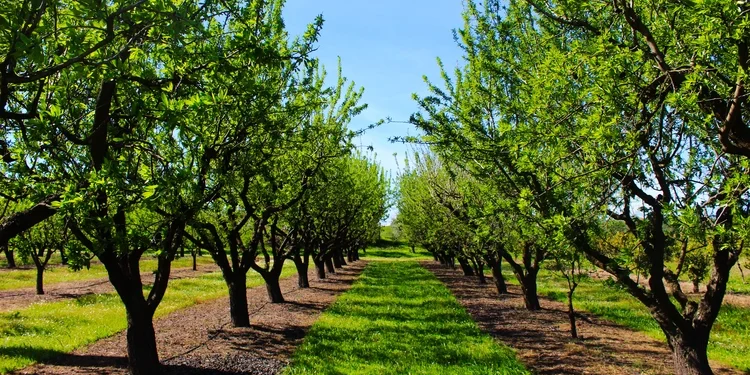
[0,255,216,291]
[284,261,529,375]
[0,262,297,374]
[726,265,750,295]
[360,241,433,261]
[531,270,750,372]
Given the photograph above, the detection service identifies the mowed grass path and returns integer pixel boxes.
[284,261,529,375]
[0,263,296,374]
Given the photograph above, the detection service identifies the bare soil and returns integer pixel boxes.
[0,264,219,312]
[12,261,366,375]
[424,262,744,375]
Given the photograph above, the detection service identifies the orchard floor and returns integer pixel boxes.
[424,262,745,375]
[0,264,219,312]
[11,262,366,375]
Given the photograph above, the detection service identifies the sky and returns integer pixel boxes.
[282,1,466,222]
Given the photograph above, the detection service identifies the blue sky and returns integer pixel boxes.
[283,1,466,222]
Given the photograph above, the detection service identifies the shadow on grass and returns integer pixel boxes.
[284,262,529,375]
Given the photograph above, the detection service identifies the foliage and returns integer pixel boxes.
[401,0,750,372]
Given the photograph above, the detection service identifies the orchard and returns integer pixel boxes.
[0,1,749,375]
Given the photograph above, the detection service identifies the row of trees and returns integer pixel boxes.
[397,1,750,375]
[0,0,388,374]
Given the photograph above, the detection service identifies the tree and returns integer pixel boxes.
[406,1,749,373]
[12,216,69,294]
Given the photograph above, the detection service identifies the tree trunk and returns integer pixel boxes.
[4,247,15,268]
[125,307,160,375]
[314,258,326,279]
[490,261,507,294]
[294,258,310,288]
[339,252,347,266]
[474,259,486,284]
[332,252,342,268]
[228,276,250,327]
[325,257,336,274]
[347,250,354,263]
[411,245,415,253]
[567,289,578,339]
[264,273,284,303]
[668,335,713,375]
[521,272,541,311]
[738,262,746,283]
[458,257,474,276]
[36,265,45,295]
[192,252,197,271]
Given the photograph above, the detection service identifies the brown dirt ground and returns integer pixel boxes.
[12,261,366,375]
[0,264,219,312]
[423,262,745,375]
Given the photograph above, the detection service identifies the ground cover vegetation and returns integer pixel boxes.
[0,262,297,374]
[284,261,530,375]
[0,0,388,373]
[395,1,750,374]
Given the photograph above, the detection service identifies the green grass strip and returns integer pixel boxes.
[360,242,434,262]
[0,263,297,374]
[534,271,750,371]
[284,261,530,375]
[0,256,216,291]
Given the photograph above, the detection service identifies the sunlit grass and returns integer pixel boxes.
[284,261,529,375]
[0,262,296,374]
[0,256,215,291]
[360,242,433,262]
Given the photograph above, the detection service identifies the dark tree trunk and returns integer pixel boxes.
[325,257,336,274]
[192,251,197,271]
[35,265,44,295]
[4,246,15,268]
[179,245,185,258]
[263,274,284,303]
[294,257,310,288]
[332,252,342,268]
[521,272,541,310]
[668,335,713,375]
[458,257,474,276]
[567,289,578,339]
[125,307,160,375]
[473,258,486,284]
[339,251,347,266]
[347,250,354,263]
[490,261,507,294]
[228,276,250,327]
[314,258,326,279]
[411,245,415,253]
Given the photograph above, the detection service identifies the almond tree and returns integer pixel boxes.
[11,215,68,294]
